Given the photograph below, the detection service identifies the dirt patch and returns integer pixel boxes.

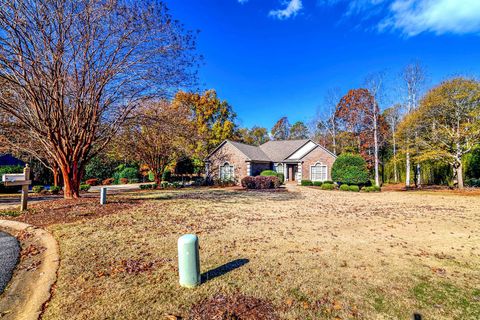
[188,293,279,320]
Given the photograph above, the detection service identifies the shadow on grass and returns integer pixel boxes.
[201,258,249,284]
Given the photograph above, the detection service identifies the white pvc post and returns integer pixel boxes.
[100,187,107,205]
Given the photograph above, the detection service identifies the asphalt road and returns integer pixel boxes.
[0,231,20,294]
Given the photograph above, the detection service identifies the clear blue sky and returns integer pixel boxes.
[167,0,480,129]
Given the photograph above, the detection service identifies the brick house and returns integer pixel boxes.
[205,139,336,184]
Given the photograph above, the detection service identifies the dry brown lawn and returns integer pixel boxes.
[39,186,480,319]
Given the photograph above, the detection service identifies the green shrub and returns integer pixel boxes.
[148,171,155,182]
[162,170,172,182]
[301,180,313,186]
[32,185,44,193]
[50,186,61,194]
[260,170,284,184]
[332,153,370,185]
[361,186,371,192]
[0,210,21,217]
[349,185,360,192]
[119,178,129,184]
[322,180,333,184]
[80,184,91,192]
[276,173,285,184]
[129,178,139,184]
[113,166,139,184]
[140,184,153,190]
[372,185,381,192]
[339,184,350,191]
[313,181,323,187]
[321,183,334,190]
[260,170,277,177]
[152,183,158,189]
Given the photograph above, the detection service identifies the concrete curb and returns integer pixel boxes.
[0,220,59,320]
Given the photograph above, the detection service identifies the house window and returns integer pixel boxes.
[275,163,284,174]
[311,163,327,181]
[219,162,234,181]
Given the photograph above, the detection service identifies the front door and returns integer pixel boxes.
[287,164,298,181]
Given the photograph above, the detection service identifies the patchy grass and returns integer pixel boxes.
[0,209,21,217]
[37,187,480,319]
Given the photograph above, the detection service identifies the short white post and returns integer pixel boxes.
[20,165,30,211]
[100,187,107,205]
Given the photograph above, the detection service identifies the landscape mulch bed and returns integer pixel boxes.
[1,196,139,227]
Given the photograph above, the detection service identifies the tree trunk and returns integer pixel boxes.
[406,151,411,187]
[52,167,60,187]
[456,162,464,189]
[60,165,82,199]
[393,132,398,183]
[416,163,421,188]
[373,115,380,187]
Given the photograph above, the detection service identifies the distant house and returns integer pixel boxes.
[205,139,336,184]
[0,154,24,167]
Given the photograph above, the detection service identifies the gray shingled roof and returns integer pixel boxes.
[227,140,271,162]
[259,139,310,162]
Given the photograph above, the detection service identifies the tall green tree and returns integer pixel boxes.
[400,78,480,189]
[289,121,310,140]
[271,117,290,140]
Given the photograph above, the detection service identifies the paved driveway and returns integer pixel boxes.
[0,231,20,293]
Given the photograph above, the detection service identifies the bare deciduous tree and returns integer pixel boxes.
[401,62,426,188]
[0,0,197,198]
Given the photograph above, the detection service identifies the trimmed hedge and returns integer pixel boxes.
[313,181,323,187]
[332,153,370,185]
[301,180,313,186]
[32,185,44,194]
[349,185,360,192]
[361,186,381,192]
[321,183,334,190]
[339,184,350,191]
[80,184,91,192]
[260,170,284,184]
[50,186,61,195]
[85,178,99,186]
[102,178,114,185]
[241,176,280,189]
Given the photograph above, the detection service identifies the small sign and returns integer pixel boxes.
[2,173,26,183]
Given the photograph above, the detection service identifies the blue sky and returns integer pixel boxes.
[167,0,480,129]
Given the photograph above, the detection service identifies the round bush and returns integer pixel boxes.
[260,170,284,184]
[321,183,334,190]
[332,153,370,185]
[49,186,61,195]
[241,176,256,189]
[301,180,313,186]
[80,184,91,192]
[313,181,323,187]
[260,170,277,177]
[339,184,350,191]
[349,185,360,192]
[32,185,44,194]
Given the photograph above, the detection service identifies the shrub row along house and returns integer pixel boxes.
[205,139,336,184]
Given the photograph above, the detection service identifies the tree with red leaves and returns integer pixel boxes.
[336,88,387,187]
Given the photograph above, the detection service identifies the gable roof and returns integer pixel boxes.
[259,139,310,162]
[228,140,271,162]
[206,139,336,162]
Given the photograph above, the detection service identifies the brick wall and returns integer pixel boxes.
[207,142,249,184]
[301,147,336,181]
